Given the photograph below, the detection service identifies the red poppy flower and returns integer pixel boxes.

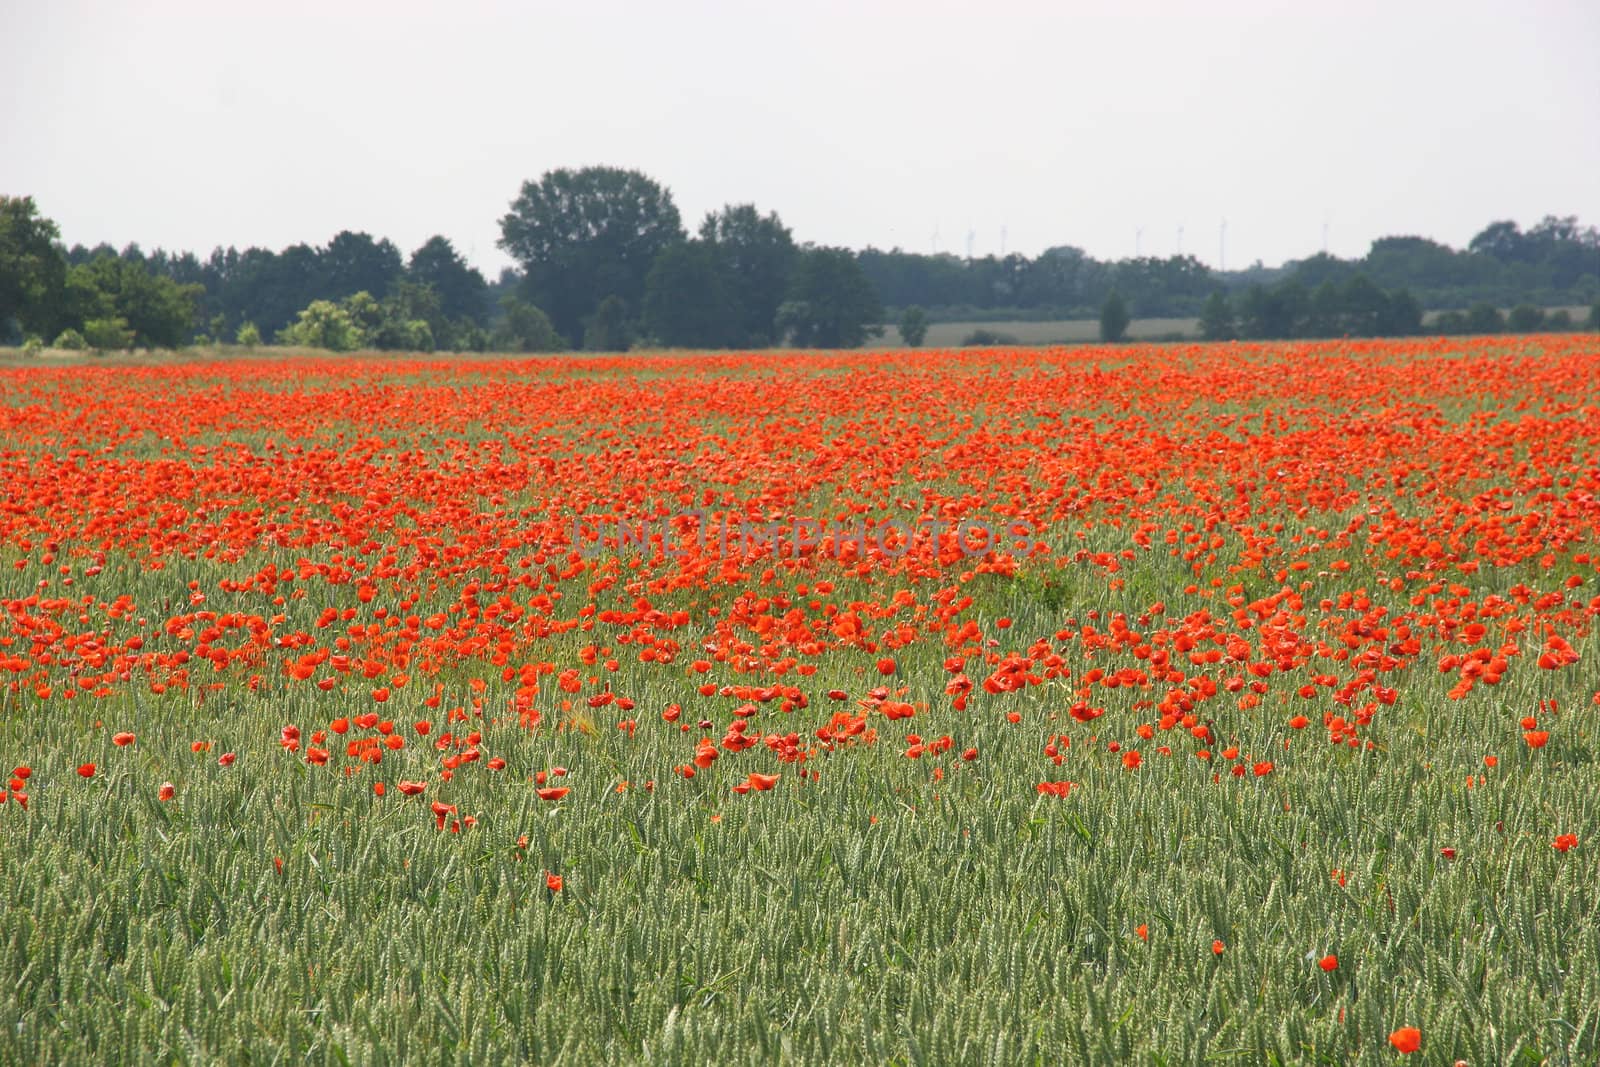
[1388,1027,1421,1054]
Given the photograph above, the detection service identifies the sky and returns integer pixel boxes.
[3,0,1598,276]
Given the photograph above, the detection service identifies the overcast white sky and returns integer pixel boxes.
[4,0,1597,274]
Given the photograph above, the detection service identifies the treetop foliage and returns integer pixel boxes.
[4,184,1596,352]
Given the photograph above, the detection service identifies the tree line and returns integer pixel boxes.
[4,173,1599,352]
[862,218,1599,326]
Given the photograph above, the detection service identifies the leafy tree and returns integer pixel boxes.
[1506,304,1544,333]
[1468,221,1527,263]
[1099,291,1130,342]
[1546,309,1572,331]
[1338,274,1391,336]
[408,237,488,325]
[1,195,69,341]
[898,305,928,347]
[1239,282,1310,339]
[583,294,634,351]
[221,245,322,337]
[65,255,202,347]
[236,322,261,348]
[339,291,385,340]
[377,281,442,350]
[493,295,562,352]
[1108,256,1213,317]
[53,327,86,350]
[1308,280,1344,337]
[328,285,438,351]
[322,231,403,302]
[1378,288,1423,336]
[857,248,980,309]
[1290,252,1355,291]
[1465,302,1504,334]
[278,300,365,351]
[642,241,733,348]
[453,324,490,352]
[498,167,684,344]
[699,205,797,345]
[1198,291,1235,341]
[777,247,883,348]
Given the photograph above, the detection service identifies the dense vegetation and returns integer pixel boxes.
[861,219,1600,323]
[3,177,1598,352]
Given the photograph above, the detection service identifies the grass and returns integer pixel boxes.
[2,338,1597,1064]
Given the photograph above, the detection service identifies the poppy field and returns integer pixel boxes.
[2,337,1598,1064]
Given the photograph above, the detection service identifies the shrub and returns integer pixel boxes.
[493,296,563,353]
[960,328,1019,347]
[1465,303,1504,334]
[85,315,136,348]
[236,322,262,348]
[53,328,87,350]
[278,301,365,352]
[1099,291,1130,343]
[1506,305,1545,333]
[898,306,929,347]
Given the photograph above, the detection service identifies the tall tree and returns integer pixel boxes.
[898,305,928,347]
[322,231,403,302]
[583,294,634,352]
[408,236,488,324]
[643,241,733,348]
[777,247,883,348]
[1098,290,1130,342]
[1468,221,1527,263]
[223,245,323,337]
[1338,274,1391,336]
[1198,291,1235,341]
[699,204,797,346]
[66,255,202,348]
[1239,282,1310,339]
[0,195,69,340]
[498,167,684,344]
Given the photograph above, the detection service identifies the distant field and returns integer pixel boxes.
[883,305,1594,347]
[882,318,1201,348]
